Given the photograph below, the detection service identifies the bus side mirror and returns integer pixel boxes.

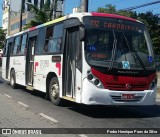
[79,26,85,41]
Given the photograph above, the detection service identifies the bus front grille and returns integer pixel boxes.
[106,84,146,91]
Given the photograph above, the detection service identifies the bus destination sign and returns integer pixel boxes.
[84,17,142,31]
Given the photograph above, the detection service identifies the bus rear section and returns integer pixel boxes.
[80,13,157,105]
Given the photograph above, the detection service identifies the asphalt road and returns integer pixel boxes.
[0,67,160,137]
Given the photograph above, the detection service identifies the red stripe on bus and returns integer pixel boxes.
[29,27,36,31]
[34,62,39,72]
[56,63,61,76]
[91,12,137,22]
[91,68,156,91]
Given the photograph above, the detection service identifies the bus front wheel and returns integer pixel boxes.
[10,70,17,89]
[49,77,63,106]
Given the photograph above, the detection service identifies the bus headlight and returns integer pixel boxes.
[87,74,93,80]
[87,70,104,88]
[149,78,157,90]
[94,79,100,85]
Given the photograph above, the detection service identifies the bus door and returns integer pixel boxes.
[63,26,82,98]
[26,30,38,86]
[6,39,13,79]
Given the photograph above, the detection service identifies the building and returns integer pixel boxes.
[2,0,64,36]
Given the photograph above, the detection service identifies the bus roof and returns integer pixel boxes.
[7,12,142,39]
[91,12,140,22]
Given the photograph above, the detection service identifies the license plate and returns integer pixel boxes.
[121,94,135,100]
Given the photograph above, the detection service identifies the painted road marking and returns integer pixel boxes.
[79,134,88,137]
[39,113,58,123]
[4,94,12,98]
[17,102,29,108]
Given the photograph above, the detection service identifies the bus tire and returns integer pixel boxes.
[10,70,17,89]
[49,77,63,106]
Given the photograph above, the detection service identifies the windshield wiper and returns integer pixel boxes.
[122,33,146,71]
[108,30,117,70]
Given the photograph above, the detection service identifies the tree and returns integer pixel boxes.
[0,28,6,49]
[24,0,54,29]
[97,4,137,18]
[118,10,137,19]
[97,4,116,14]
[137,12,160,53]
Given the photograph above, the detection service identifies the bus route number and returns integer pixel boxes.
[91,20,99,27]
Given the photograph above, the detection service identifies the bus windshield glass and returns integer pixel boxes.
[83,16,155,70]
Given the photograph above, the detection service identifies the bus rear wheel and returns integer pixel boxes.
[49,77,63,106]
[10,70,17,89]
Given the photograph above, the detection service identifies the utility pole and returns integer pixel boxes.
[19,0,23,32]
[81,0,88,12]
[53,0,57,19]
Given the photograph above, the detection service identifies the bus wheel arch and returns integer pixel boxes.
[10,68,17,89]
[46,72,63,105]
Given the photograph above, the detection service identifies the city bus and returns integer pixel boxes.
[2,12,157,106]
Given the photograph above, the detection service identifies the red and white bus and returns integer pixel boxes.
[2,12,157,106]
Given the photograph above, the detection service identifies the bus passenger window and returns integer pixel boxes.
[44,26,54,53]
[16,36,22,55]
[47,36,55,52]
[13,36,20,55]
[35,28,45,54]
[20,34,27,55]
[3,40,8,56]
[52,23,63,53]
[57,37,62,51]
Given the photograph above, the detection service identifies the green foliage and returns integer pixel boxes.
[97,4,116,14]
[118,10,137,19]
[0,28,6,49]
[96,4,160,54]
[137,12,160,53]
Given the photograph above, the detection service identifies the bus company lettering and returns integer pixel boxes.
[40,60,49,70]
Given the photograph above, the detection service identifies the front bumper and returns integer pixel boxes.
[81,78,157,105]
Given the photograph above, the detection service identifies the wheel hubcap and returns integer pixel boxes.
[50,83,59,99]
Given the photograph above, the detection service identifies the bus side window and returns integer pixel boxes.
[35,28,45,54]
[17,36,22,55]
[52,23,64,52]
[13,36,20,55]
[20,34,27,55]
[3,40,8,56]
[44,26,54,53]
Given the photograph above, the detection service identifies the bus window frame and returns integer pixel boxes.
[4,37,14,57]
[3,39,8,57]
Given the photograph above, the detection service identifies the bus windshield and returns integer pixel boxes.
[84,17,155,70]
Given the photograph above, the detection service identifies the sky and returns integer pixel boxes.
[0,0,160,27]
